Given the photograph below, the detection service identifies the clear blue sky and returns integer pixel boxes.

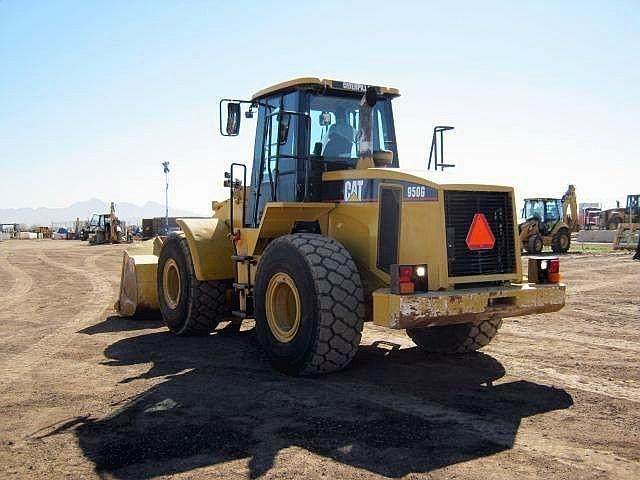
[1,0,638,215]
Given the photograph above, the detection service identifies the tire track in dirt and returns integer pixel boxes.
[503,329,640,353]
[0,248,116,390]
[512,429,637,479]
[331,380,639,479]
[564,271,637,295]
[0,250,34,307]
[500,357,640,403]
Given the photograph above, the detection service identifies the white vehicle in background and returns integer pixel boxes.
[51,227,69,240]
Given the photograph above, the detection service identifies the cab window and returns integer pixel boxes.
[307,94,397,167]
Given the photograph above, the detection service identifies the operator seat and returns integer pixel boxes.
[323,133,352,158]
[322,122,355,159]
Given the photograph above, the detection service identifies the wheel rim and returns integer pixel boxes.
[162,258,181,310]
[265,272,301,343]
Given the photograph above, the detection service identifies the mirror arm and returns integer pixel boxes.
[218,98,277,137]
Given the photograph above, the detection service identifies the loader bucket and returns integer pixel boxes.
[115,250,160,316]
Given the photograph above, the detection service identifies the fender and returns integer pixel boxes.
[237,202,335,257]
[177,218,235,281]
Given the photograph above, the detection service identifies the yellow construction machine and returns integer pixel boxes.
[608,194,640,249]
[598,194,640,230]
[116,77,566,375]
[518,185,579,254]
[87,202,125,244]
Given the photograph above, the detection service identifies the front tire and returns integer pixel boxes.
[526,234,543,254]
[407,318,503,354]
[157,234,231,335]
[254,234,365,375]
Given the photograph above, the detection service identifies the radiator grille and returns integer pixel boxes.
[444,190,516,277]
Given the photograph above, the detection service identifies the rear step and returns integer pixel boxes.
[231,255,256,264]
[231,255,255,318]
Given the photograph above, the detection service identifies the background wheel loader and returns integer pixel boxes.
[518,185,580,254]
[598,194,640,230]
[605,194,640,250]
[116,77,566,375]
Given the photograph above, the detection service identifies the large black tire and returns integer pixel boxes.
[254,233,365,375]
[526,234,543,254]
[551,228,571,253]
[157,234,231,336]
[407,318,503,354]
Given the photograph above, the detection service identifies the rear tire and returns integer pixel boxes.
[526,234,543,254]
[157,234,231,336]
[407,318,503,354]
[254,233,365,375]
[551,228,571,253]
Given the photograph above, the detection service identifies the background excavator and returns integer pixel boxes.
[519,185,579,254]
[87,202,126,244]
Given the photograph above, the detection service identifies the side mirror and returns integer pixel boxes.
[277,112,291,145]
[226,102,241,136]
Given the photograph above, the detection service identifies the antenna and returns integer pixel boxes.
[427,126,455,171]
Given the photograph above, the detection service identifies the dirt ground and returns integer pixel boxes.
[0,239,638,479]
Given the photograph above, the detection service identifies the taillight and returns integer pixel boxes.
[398,266,413,283]
[527,257,561,284]
[547,258,560,283]
[391,264,428,295]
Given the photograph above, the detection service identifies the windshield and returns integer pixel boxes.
[307,94,397,168]
[523,200,545,220]
[523,199,562,222]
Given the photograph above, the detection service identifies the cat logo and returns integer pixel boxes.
[344,180,364,202]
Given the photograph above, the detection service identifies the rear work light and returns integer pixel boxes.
[528,257,561,284]
[390,264,428,295]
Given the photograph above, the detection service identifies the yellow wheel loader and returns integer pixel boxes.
[599,194,640,230]
[518,185,579,254]
[116,77,566,375]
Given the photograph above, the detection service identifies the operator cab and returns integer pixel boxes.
[627,194,640,217]
[522,198,563,235]
[221,78,401,227]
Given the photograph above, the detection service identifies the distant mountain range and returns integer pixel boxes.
[0,199,203,227]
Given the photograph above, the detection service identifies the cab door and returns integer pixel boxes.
[246,91,300,227]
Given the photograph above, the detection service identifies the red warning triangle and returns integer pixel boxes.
[466,213,496,250]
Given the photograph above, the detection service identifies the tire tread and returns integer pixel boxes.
[407,318,503,354]
[159,235,229,336]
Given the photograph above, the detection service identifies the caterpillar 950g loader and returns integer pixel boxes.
[116,77,566,375]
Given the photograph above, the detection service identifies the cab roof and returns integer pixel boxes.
[251,77,401,100]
